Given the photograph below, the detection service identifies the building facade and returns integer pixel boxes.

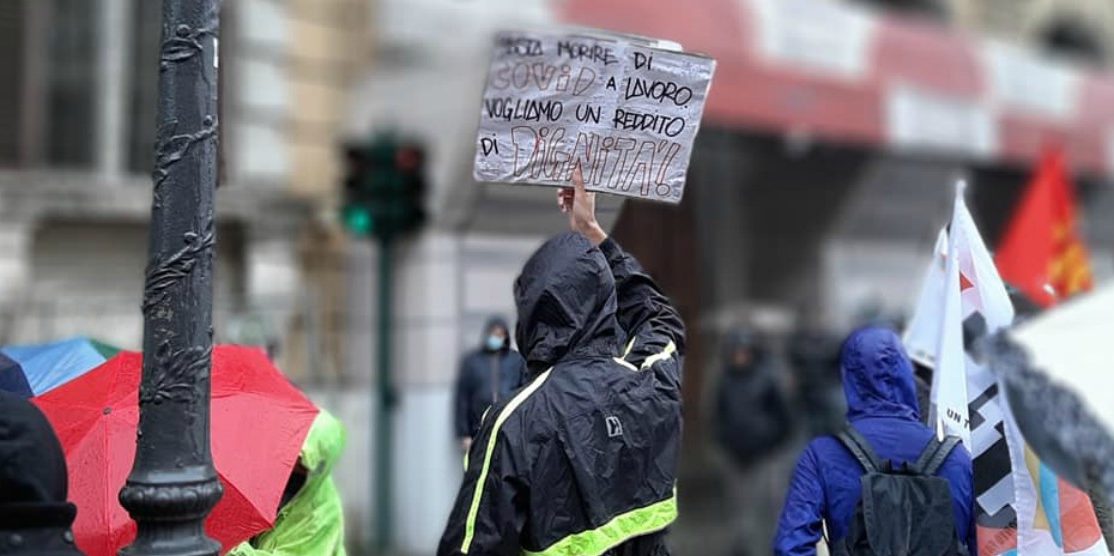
[0,0,368,369]
[0,0,370,539]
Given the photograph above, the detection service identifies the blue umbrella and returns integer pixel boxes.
[0,337,120,398]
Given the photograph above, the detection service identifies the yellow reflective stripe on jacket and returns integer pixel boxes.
[463,406,494,471]
[639,341,677,370]
[620,337,637,359]
[461,368,553,553]
[521,494,678,556]
[613,357,638,372]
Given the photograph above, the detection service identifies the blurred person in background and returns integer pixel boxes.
[438,172,685,556]
[0,391,84,555]
[715,329,796,556]
[774,327,975,555]
[453,316,527,452]
[787,326,843,437]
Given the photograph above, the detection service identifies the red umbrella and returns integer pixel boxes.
[33,345,319,556]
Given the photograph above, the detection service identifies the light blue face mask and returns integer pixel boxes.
[485,335,505,351]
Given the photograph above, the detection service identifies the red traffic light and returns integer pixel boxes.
[395,146,423,172]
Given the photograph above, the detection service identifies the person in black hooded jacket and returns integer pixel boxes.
[454,317,527,452]
[715,329,794,469]
[716,330,797,556]
[438,170,685,556]
[0,390,84,555]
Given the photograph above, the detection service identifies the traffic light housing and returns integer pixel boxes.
[341,136,427,241]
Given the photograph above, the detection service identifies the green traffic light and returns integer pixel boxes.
[343,204,374,237]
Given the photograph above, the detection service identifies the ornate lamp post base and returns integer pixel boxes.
[119,475,223,556]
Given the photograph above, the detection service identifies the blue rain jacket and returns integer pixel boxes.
[774,327,976,555]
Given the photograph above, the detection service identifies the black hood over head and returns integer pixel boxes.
[0,391,83,554]
[514,233,621,375]
[722,329,756,356]
[481,315,511,351]
[722,329,769,373]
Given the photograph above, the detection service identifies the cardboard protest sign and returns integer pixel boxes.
[473,29,716,204]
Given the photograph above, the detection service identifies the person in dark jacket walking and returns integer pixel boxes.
[438,171,685,556]
[787,327,844,437]
[774,327,975,555]
[716,330,796,556]
[0,390,84,555]
[716,329,794,470]
[454,317,527,452]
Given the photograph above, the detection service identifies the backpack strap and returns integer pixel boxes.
[913,435,961,475]
[837,427,882,473]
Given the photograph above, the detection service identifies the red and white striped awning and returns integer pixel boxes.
[561,0,1114,178]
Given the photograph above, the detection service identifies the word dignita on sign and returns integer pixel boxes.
[473,29,716,204]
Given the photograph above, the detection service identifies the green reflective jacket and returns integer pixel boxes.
[228,409,347,556]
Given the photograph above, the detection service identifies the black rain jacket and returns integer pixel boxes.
[438,233,685,556]
[715,333,794,469]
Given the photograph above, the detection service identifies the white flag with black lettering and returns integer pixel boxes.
[932,184,1023,555]
[921,183,1107,554]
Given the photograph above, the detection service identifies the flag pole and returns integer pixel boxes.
[954,176,968,199]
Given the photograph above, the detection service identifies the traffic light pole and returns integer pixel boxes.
[119,0,222,554]
[374,236,395,553]
[341,135,425,553]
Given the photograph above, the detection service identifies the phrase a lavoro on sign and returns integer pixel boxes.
[473,29,716,204]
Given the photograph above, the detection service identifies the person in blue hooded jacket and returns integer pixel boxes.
[773,327,976,555]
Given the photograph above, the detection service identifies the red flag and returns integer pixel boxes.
[995,148,1093,307]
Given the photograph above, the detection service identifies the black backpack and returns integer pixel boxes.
[829,427,968,556]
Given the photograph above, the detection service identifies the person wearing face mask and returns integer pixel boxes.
[453,317,527,452]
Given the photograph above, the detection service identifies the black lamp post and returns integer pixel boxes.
[118,0,222,554]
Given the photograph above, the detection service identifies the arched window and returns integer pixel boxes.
[848,0,950,21]
[1040,19,1106,67]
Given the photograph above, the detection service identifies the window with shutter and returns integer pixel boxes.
[0,1,26,166]
[128,0,231,181]
[126,0,161,174]
[44,0,96,167]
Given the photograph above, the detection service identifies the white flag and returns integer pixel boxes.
[932,235,968,445]
[904,228,949,368]
[920,183,1107,554]
[933,184,1024,555]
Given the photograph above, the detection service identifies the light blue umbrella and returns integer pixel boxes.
[0,336,120,398]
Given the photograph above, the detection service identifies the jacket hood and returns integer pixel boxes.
[840,327,920,422]
[0,391,82,555]
[481,315,511,351]
[514,233,620,374]
[722,329,769,376]
[300,409,344,484]
[722,329,756,357]
[243,408,346,555]
[0,391,71,512]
